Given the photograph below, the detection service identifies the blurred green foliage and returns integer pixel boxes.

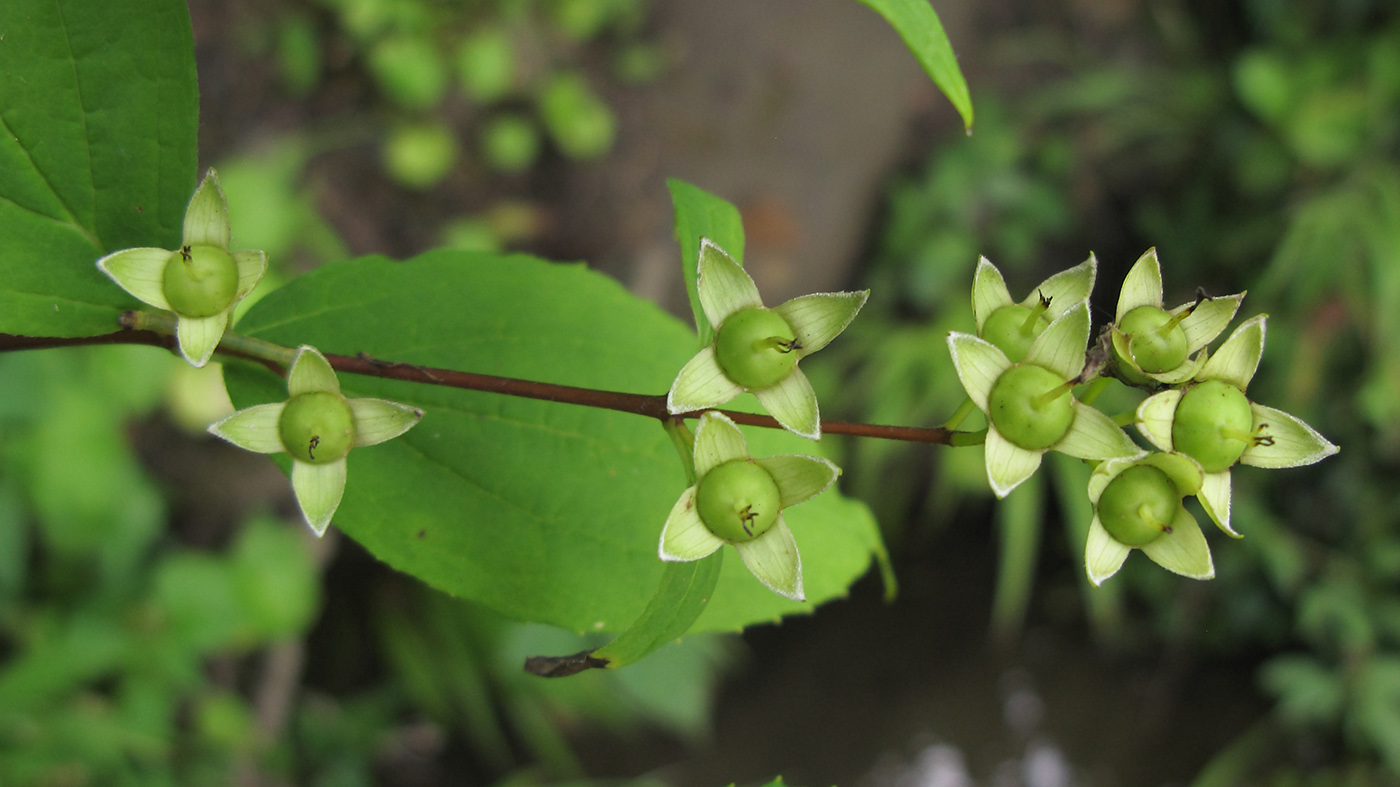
[251,0,647,190]
[0,345,731,783]
[811,0,1400,779]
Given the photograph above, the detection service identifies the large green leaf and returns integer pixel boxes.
[0,0,198,337]
[856,0,973,131]
[225,251,883,635]
[668,178,745,347]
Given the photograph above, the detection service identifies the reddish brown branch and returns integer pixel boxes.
[0,329,956,445]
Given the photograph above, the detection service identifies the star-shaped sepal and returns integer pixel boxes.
[1084,452,1213,586]
[972,254,1097,362]
[208,346,424,536]
[666,239,867,440]
[658,411,839,600]
[1134,315,1338,536]
[1109,249,1244,386]
[948,300,1144,498]
[96,170,268,367]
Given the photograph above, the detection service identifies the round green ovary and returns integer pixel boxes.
[695,459,782,543]
[988,364,1075,451]
[1172,379,1253,473]
[1098,465,1180,546]
[714,308,799,389]
[278,391,355,465]
[162,245,239,319]
[1120,305,1188,373]
[982,304,1049,363]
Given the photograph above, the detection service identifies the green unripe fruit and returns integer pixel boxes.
[278,391,355,465]
[1120,305,1189,374]
[714,308,800,389]
[695,459,782,542]
[1097,465,1180,546]
[982,304,1050,363]
[162,245,239,318]
[1172,379,1253,473]
[988,364,1075,450]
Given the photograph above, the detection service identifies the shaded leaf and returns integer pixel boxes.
[0,0,198,337]
[226,251,883,635]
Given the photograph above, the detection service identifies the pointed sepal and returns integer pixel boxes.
[659,486,726,561]
[1140,508,1214,580]
[1085,516,1131,586]
[774,290,869,357]
[1025,300,1090,381]
[1135,389,1182,452]
[1116,248,1164,321]
[1199,314,1267,391]
[667,346,744,414]
[182,169,232,250]
[1179,293,1244,353]
[1057,402,1143,461]
[349,398,424,447]
[984,426,1043,499]
[754,367,820,440]
[176,311,229,368]
[1028,253,1097,318]
[755,454,839,508]
[733,516,804,601]
[696,239,763,328]
[96,247,173,311]
[1240,404,1340,469]
[232,250,269,301]
[287,346,341,396]
[947,332,1012,411]
[972,256,1015,333]
[693,412,748,477]
[292,456,348,537]
[1140,451,1206,496]
[207,402,287,454]
[1198,471,1238,538]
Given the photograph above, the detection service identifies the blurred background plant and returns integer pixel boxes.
[200,0,659,272]
[810,0,1400,781]
[0,345,731,785]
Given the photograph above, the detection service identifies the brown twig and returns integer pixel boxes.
[0,328,958,445]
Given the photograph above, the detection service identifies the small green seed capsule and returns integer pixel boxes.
[982,304,1050,363]
[695,459,782,542]
[1120,305,1189,374]
[1097,464,1180,546]
[278,391,356,465]
[162,244,239,319]
[988,364,1075,450]
[1172,379,1253,473]
[714,307,800,389]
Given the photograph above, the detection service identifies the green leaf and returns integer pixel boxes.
[667,179,745,347]
[854,0,973,131]
[0,0,198,337]
[592,553,722,669]
[225,251,883,637]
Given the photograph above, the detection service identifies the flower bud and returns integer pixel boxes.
[695,459,782,542]
[988,364,1075,450]
[714,307,800,389]
[1172,379,1254,473]
[162,244,240,318]
[278,391,356,465]
[1119,305,1189,374]
[1096,464,1180,546]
